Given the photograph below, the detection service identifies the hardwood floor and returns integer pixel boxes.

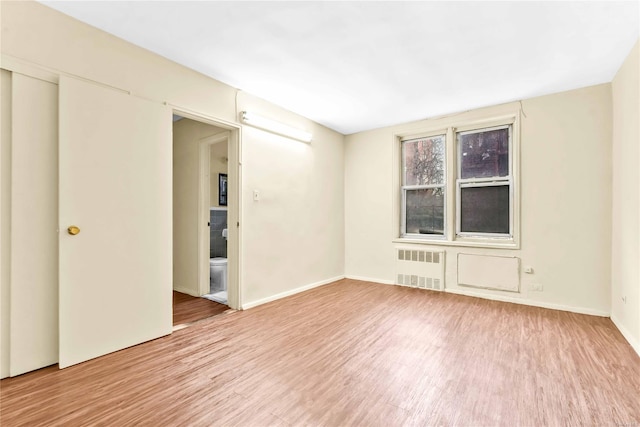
[173,291,229,326]
[2,279,639,426]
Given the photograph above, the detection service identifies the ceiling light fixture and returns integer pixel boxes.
[241,111,312,143]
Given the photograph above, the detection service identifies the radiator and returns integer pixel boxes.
[395,249,445,291]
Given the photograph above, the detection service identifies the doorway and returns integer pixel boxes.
[1,70,243,375]
[172,113,240,327]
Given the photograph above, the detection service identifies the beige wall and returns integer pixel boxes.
[345,84,612,315]
[1,0,346,373]
[0,1,236,124]
[173,118,226,296]
[611,40,640,353]
[210,141,229,208]
[3,0,635,363]
[238,93,345,306]
[1,0,344,302]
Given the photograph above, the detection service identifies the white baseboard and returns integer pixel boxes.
[342,277,610,317]
[345,275,395,285]
[241,275,345,310]
[173,286,200,297]
[610,314,640,358]
[445,287,610,317]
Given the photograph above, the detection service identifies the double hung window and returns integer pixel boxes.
[399,117,517,247]
[401,134,446,237]
[456,125,512,237]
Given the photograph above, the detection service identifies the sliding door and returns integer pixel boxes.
[58,76,172,368]
[9,73,59,376]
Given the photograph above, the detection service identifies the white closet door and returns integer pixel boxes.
[10,73,59,376]
[58,76,172,368]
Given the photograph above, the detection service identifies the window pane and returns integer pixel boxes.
[405,188,444,235]
[459,127,509,179]
[460,185,509,234]
[404,135,445,185]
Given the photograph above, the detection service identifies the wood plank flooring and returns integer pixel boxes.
[2,279,639,426]
[173,291,228,326]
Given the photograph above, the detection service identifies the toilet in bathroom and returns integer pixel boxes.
[208,257,228,304]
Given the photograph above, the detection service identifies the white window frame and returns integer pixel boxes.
[400,133,447,240]
[394,114,520,249]
[455,124,513,240]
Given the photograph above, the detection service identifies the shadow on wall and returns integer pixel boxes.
[210,209,227,258]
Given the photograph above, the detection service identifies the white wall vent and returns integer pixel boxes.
[395,249,445,291]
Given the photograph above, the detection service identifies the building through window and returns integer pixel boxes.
[400,118,517,246]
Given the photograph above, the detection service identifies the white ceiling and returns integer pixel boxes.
[41,1,639,135]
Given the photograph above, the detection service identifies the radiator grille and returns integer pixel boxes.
[396,249,445,291]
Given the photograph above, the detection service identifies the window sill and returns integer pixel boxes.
[393,237,519,250]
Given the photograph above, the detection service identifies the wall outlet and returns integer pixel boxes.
[530,283,543,292]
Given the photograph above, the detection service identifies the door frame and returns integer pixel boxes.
[173,109,242,310]
[198,132,229,298]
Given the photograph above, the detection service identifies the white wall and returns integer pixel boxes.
[611,40,640,354]
[173,118,226,296]
[345,84,612,316]
[238,93,345,307]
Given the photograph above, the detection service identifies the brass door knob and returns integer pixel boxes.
[67,226,80,235]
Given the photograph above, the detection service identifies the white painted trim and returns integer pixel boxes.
[230,127,242,310]
[392,112,522,250]
[197,139,211,297]
[173,286,200,298]
[610,314,640,358]
[241,276,345,310]
[344,277,611,319]
[174,106,241,311]
[445,287,610,317]
[198,133,229,297]
[392,237,518,250]
[169,106,239,131]
[345,275,395,285]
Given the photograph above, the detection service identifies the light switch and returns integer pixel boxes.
[253,190,259,201]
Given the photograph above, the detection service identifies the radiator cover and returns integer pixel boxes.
[395,249,445,291]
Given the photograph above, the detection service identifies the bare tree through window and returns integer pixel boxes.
[403,135,445,235]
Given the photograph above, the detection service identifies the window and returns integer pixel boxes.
[457,125,512,237]
[399,117,518,247]
[401,135,446,237]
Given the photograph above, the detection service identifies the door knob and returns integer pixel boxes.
[67,225,80,235]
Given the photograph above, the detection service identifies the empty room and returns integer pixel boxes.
[1,1,639,426]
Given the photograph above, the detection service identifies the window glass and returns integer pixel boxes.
[459,185,510,234]
[459,128,509,179]
[399,119,516,245]
[405,188,444,235]
[404,135,445,186]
